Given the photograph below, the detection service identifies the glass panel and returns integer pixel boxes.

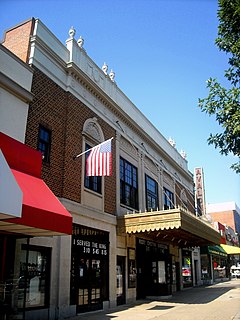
[116,265,123,296]
[125,163,132,184]
[120,158,138,209]
[182,254,192,287]
[164,188,174,209]
[133,167,137,188]
[120,159,124,180]
[125,185,131,206]
[91,259,101,303]
[19,249,48,308]
[84,144,102,194]
[158,261,166,284]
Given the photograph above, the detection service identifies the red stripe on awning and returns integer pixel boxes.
[5,169,72,235]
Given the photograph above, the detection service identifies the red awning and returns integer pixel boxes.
[0,169,72,236]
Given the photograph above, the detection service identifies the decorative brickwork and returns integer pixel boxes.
[25,67,116,214]
[2,18,35,63]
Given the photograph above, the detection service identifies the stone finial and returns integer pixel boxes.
[77,36,84,48]
[109,69,115,82]
[69,26,76,38]
[180,150,187,159]
[168,137,176,148]
[102,62,108,75]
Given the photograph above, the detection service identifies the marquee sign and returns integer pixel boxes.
[194,167,206,216]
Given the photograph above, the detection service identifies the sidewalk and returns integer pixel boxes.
[65,279,240,320]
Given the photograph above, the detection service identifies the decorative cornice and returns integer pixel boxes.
[0,71,33,103]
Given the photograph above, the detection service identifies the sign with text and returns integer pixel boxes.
[194,167,206,216]
[73,237,108,256]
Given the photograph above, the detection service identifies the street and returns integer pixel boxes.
[66,279,240,320]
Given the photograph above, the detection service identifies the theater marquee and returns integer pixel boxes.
[194,167,206,217]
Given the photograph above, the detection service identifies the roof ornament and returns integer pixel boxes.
[77,36,84,48]
[69,26,76,38]
[109,69,115,82]
[102,62,108,75]
[180,150,187,159]
[168,137,176,148]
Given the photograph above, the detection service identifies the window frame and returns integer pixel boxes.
[120,157,138,210]
[145,174,159,211]
[163,187,174,210]
[19,244,51,309]
[37,125,51,163]
[84,143,102,194]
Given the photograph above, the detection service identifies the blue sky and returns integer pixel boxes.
[1,0,239,206]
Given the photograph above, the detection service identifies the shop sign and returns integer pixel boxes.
[137,238,168,253]
[194,167,206,216]
[73,238,108,256]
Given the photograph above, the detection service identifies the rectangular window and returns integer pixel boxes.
[18,245,51,309]
[163,187,174,210]
[128,248,136,288]
[145,174,158,211]
[120,158,138,210]
[37,125,51,163]
[85,144,102,194]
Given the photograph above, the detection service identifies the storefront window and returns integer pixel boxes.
[18,245,50,309]
[201,254,211,280]
[0,237,50,319]
[213,257,226,280]
[182,250,192,288]
[128,248,136,288]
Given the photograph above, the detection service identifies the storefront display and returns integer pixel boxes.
[70,225,109,313]
[182,250,193,288]
[0,237,51,319]
[128,248,136,288]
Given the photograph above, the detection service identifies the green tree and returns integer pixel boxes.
[198,0,240,173]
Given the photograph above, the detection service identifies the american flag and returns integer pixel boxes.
[86,138,112,176]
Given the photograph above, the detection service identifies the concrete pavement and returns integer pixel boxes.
[65,279,240,320]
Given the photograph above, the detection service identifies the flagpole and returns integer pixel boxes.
[73,137,113,160]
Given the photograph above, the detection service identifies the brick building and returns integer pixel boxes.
[1,18,220,320]
[206,202,240,236]
[0,42,73,320]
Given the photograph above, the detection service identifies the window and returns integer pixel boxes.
[37,125,51,163]
[163,187,174,210]
[120,158,138,210]
[145,175,158,211]
[18,245,51,309]
[85,144,102,194]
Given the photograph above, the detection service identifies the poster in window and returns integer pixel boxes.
[158,261,166,284]
[128,248,136,288]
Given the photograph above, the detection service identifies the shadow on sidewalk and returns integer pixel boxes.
[66,280,240,319]
[165,280,238,304]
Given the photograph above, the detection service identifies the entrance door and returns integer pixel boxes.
[77,257,102,313]
[175,262,181,291]
[116,256,125,305]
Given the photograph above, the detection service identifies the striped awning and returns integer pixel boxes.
[117,208,221,247]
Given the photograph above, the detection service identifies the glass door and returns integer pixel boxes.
[77,257,102,313]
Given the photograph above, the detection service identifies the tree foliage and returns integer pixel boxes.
[198,0,240,173]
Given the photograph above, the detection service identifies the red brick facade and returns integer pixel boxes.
[2,18,35,63]
[25,67,116,215]
[208,211,236,232]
